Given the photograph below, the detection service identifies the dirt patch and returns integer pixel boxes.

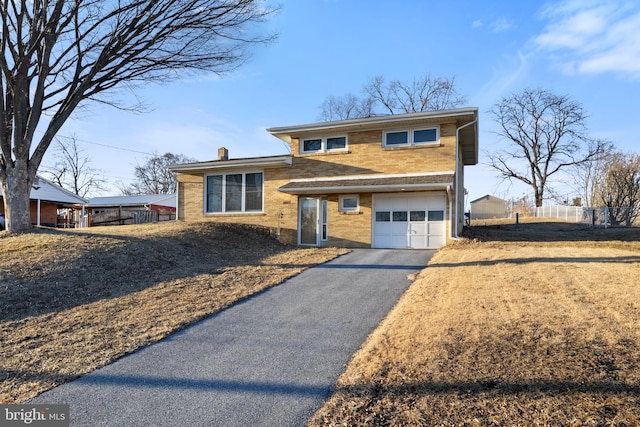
[310,220,640,426]
[0,222,347,403]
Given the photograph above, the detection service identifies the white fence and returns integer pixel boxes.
[535,206,640,227]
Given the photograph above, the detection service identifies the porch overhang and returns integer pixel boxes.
[278,173,454,195]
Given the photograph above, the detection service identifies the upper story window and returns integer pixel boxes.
[301,136,347,154]
[383,126,440,147]
[205,171,263,213]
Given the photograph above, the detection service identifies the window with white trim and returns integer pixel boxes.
[339,195,359,212]
[205,172,264,213]
[301,136,347,153]
[383,126,440,147]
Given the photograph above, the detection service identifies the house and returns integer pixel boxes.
[0,175,87,227]
[169,108,479,249]
[470,195,508,220]
[87,194,176,226]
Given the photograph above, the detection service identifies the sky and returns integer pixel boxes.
[43,0,640,206]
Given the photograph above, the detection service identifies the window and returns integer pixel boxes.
[339,195,359,212]
[428,210,444,221]
[301,136,348,153]
[326,136,346,150]
[321,200,328,241]
[205,172,264,213]
[303,139,322,152]
[383,126,440,147]
[376,211,391,222]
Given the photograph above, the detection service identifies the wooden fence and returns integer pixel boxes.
[90,209,175,226]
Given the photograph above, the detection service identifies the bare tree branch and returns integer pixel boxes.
[0,0,277,232]
[486,87,607,207]
[318,73,466,121]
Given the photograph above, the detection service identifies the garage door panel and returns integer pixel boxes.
[374,192,446,249]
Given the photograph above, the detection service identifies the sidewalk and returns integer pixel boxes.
[31,249,433,426]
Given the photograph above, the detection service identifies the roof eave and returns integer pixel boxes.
[268,107,479,143]
[168,155,292,173]
[278,182,452,195]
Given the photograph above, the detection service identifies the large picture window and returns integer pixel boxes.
[205,172,264,213]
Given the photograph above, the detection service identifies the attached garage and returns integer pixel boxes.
[373,192,446,249]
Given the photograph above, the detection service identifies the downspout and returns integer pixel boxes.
[453,117,478,239]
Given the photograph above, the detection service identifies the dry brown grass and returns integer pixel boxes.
[310,219,640,426]
[0,222,347,404]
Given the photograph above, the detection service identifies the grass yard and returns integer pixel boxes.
[0,222,347,403]
[309,219,640,426]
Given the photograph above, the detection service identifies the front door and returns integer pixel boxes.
[299,197,320,245]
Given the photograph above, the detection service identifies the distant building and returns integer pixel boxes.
[470,195,508,220]
[87,194,176,226]
[0,175,87,228]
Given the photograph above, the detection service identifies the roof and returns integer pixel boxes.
[267,108,479,165]
[29,176,87,205]
[167,155,292,173]
[88,194,176,208]
[470,194,508,204]
[278,173,454,195]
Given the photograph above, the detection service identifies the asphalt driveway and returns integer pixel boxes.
[31,249,434,426]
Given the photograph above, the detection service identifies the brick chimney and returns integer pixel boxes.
[218,147,229,161]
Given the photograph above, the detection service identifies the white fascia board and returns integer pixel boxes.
[267,108,479,143]
[279,182,452,195]
[288,171,455,184]
[168,155,292,172]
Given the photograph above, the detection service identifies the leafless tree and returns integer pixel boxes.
[0,0,276,232]
[120,152,196,195]
[318,94,374,121]
[487,87,606,207]
[318,74,465,121]
[43,136,106,198]
[592,151,640,226]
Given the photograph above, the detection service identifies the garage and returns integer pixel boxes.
[373,192,446,249]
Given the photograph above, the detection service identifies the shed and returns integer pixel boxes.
[470,195,508,220]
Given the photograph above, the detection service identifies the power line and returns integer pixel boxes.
[56,135,155,156]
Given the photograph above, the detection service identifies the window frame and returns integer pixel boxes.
[339,194,360,213]
[300,135,348,154]
[383,125,440,148]
[204,171,264,214]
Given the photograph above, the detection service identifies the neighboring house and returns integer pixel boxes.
[169,108,479,249]
[0,175,87,227]
[470,195,508,220]
[87,194,176,226]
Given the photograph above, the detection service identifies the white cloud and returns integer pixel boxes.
[535,0,640,79]
[472,19,483,29]
[488,18,513,33]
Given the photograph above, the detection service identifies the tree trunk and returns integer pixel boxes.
[1,166,35,233]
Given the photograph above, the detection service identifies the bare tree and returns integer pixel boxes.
[0,0,276,233]
[318,74,465,121]
[318,94,374,121]
[120,152,196,195]
[487,87,606,207]
[592,151,640,226]
[571,140,615,207]
[365,74,466,114]
[42,136,106,198]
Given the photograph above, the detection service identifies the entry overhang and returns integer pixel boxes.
[279,173,454,195]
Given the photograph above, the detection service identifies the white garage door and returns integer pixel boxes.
[373,193,446,249]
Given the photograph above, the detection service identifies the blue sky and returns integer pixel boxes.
[45,0,640,205]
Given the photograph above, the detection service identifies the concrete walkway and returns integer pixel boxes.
[31,249,433,426]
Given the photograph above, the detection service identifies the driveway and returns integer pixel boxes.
[31,249,434,426]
